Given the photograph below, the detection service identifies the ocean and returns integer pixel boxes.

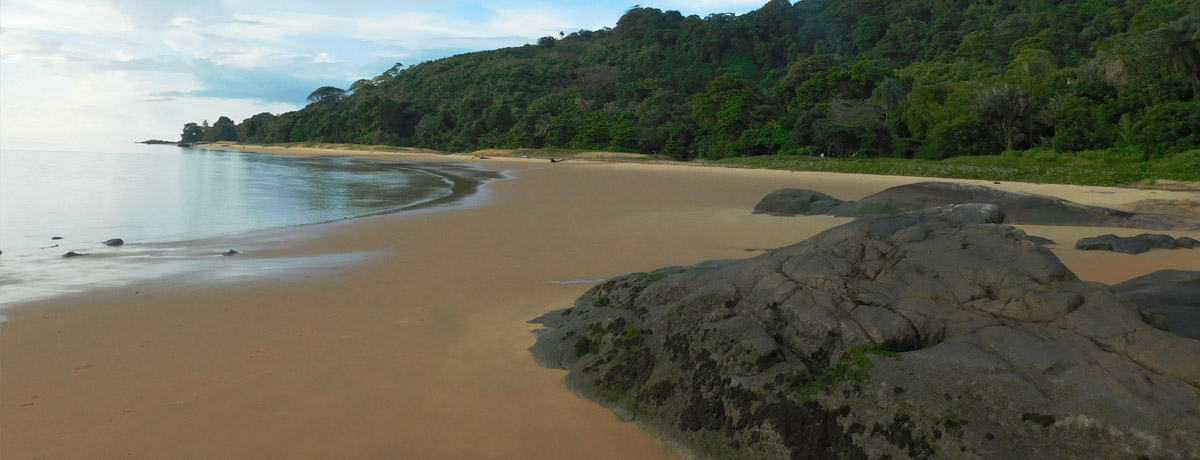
[0,144,501,308]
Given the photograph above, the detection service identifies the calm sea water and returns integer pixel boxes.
[0,144,500,308]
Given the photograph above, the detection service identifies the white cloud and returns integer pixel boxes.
[0,0,771,147]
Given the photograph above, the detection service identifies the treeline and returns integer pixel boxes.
[184,0,1200,160]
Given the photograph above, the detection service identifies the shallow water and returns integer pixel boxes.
[0,144,501,306]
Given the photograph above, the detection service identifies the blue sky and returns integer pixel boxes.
[0,0,768,149]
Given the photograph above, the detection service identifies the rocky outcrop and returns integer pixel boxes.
[758,182,1197,229]
[752,189,845,216]
[102,238,125,247]
[1075,234,1199,254]
[62,252,88,258]
[531,204,1200,460]
[1113,270,1200,340]
[221,249,240,256]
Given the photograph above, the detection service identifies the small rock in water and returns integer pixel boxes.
[222,249,240,256]
[62,251,89,258]
[102,238,125,247]
[51,236,63,240]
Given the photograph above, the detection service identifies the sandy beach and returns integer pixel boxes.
[3,149,1198,459]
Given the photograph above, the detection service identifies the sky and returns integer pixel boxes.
[0,0,768,150]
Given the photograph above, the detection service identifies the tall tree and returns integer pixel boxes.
[181,122,204,143]
[975,85,1033,152]
[1162,15,1200,99]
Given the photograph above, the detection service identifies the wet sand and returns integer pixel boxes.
[3,151,1198,459]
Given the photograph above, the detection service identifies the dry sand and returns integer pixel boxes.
[3,149,1198,459]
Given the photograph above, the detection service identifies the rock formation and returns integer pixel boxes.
[102,238,125,247]
[1113,270,1200,340]
[1075,234,1199,254]
[752,189,845,216]
[531,204,1200,460]
[758,182,1198,230]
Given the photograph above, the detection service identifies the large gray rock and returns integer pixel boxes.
[752,189,845,216]
[764,181,1196,229]
[1113,270,1200,340]
[1075,234,1199,254]
[531,204,1200,460]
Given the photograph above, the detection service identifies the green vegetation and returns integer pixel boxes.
[719,148,1200,185]
[186,0,1200,183]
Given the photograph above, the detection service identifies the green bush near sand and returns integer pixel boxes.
[717,148,1200,186]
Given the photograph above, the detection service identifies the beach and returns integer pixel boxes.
[3,149,1198,459]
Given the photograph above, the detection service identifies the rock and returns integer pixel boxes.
[1074,233,1198,254]
[222,249,240,256]
[1028,235,1056,246]
[531,204,1200,460]
[778,181,1197,229]
[51,236,63,240]
[1113,270,1200,340]
[752,189,845,216]
[62,252,88,258]
[102,238,125,247]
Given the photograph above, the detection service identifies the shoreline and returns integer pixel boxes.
[203,141,1200,191]
[2,147,1198,459]
[0,151,505,309]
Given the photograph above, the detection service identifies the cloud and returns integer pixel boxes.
[150,60,346,104]
[0,0,772,147]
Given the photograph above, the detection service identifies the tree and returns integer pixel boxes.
[975,85,1033,152]
[307,86,346,104]
[870,77,905,128]
[181,122,204,143]
[209,116,238,142]
[1162,15,1200,99]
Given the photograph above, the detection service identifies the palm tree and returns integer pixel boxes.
[870,77,905,129]
[1163,15,1200,99]
[975,85,1033,152]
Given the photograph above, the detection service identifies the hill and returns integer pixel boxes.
[184,0,1200,164]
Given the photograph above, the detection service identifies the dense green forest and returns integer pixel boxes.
[185,0,1200,165]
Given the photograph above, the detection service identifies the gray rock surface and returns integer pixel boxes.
[752,189,845,216]
[1075,234,1199,254]
[1113,270,1200,340]
[531,204,1200,460]
[102,238,125,247]
[759,182,1196,229]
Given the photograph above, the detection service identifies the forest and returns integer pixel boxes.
[183,0,1200,167]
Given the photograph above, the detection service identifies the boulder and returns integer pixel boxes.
[102,238,125,247]
[752,189,845,216]
[222,249,240,256]
[756,182,1196,229]
[51,236,63,240]
[62,252,88,258]
[1074,234,1199,254]
[531,204,1200,460]
[1112,270,1200,340]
